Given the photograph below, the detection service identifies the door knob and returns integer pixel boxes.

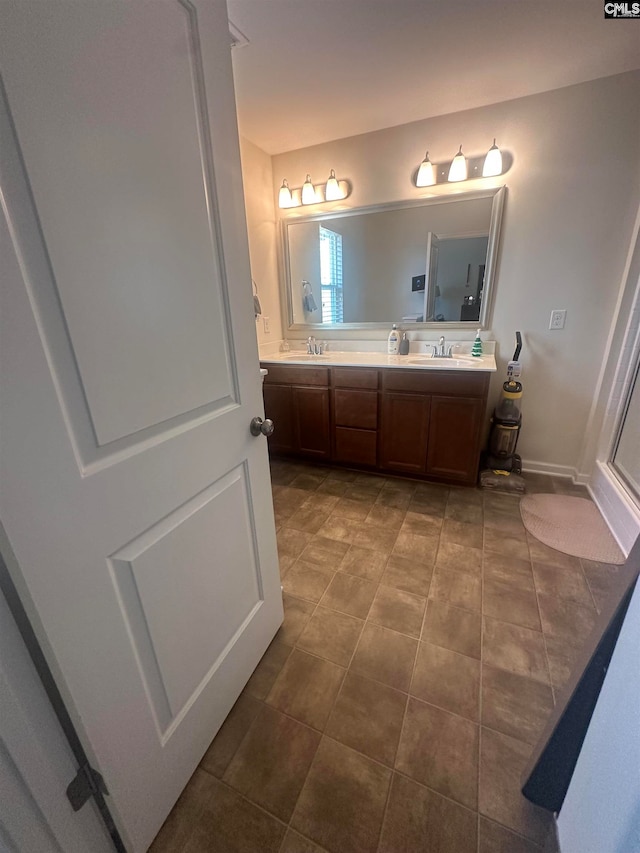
[250,416,275,437]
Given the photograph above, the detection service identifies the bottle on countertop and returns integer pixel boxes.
[471,328,483,357]
[388,323,399,354]
[399,332,410,355]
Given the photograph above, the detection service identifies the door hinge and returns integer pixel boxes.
[66,762,109,812]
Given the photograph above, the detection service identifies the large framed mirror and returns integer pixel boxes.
[281,186,506,331]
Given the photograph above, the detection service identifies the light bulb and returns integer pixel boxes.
[301,174,316,205]
[448,145,467,182]
[416,151,436,187]
[483,139,503,177]
[278,179,292,208]
[325,169,342,201]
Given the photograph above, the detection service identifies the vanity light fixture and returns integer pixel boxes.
[278,172,351,208]
[324,169,342,201]
[278,179,293,208]
[413,141,506,188]
[448,145,467,182]
[301,174,317,205]
[416,151,437,187]
[482,139,503,177]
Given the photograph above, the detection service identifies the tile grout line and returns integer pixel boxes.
[476,494,488,853]
[375,520,437,853]
[200,769,290,830]
[579,555,601,615]
[527,530,559,707]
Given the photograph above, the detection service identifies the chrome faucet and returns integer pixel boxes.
[431,336,453,357]
[307,336,323,355]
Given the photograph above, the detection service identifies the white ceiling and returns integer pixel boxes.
[227,0,640,155]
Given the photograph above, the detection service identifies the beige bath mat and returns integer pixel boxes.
[520,494,625,565]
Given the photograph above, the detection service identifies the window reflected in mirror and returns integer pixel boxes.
[319,226,343,323]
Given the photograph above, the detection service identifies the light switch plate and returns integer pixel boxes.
[263,316,271,333]
[549,309,566,330]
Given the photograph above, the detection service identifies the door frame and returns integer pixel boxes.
[583,201,640,553]
[0,523,116,853]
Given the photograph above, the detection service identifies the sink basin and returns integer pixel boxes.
[407,357,477,367]
[280,353,329,361]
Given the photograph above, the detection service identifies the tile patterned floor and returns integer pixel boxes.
[151,462,623,853]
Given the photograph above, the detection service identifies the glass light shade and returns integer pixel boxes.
[325,169,342,201]
[448,146,467,182]
[301,174,316,205]
[278,179,293,208]
[483,139,503,177]
[416,151,436,187]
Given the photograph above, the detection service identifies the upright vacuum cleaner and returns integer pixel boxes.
[480,332,526,493]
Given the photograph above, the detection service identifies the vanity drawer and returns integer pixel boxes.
[382,369,488,397]
[334,427,377,467]
[261,364,329,386]
[331,367,379,390]
[333,389,378,429]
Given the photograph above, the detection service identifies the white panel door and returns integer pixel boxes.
[0,2,282,850]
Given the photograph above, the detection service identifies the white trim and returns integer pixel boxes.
[584,216,640,556]
[521,459,577,480]
[588,461,640,557]
[577,202,640,477]
[598,288,640,468]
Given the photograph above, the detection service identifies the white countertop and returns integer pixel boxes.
[260,350,496,372]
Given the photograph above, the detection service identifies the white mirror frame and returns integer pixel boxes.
[280,185,506,332]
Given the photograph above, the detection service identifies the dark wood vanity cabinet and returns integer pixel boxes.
[332,368,379,467]
[261,364,331,459]
[380,392,431,474]
[261,362,489,485]
[426,395,485,481]
[261,383,296,454]
[380,369,489,483]
[293,386,331,458]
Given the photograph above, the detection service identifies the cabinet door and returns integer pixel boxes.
[262,383,295,453]
[334,427,377,467]
[293,386,331,459]
[426,396,485,483]
[380,392,431,474]
[333,389,378,429]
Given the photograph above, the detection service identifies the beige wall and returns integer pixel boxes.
[262,72,640,478]
[238,136,282,345]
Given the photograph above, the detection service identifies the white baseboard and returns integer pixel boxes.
[573,471,592,486]
[521,459,577,480]
[588,461,640,557]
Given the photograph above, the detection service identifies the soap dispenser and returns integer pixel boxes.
[388,323,399,355]
[471,328,483,357]
[399,332,410,355]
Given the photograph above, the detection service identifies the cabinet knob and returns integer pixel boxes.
[250,416,275,437]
